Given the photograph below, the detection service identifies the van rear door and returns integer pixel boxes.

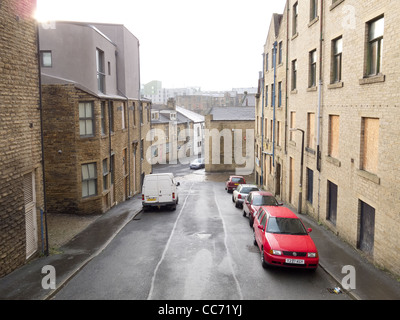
[143,175,159,203]
[158,175,173,203]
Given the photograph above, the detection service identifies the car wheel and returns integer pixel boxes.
[253,230,257,246]
[261,247,268,269]
[243,210,246,217]
[232,195,235,202]
[235,201,239,208]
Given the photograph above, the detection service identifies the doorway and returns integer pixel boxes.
[358,200,375,255]
[275,162,281,197]
[327,181,338,225]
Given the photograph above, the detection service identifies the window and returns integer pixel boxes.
[361,117,379,174]
[328,115,340,158]
[367,16,384,76]
[307,113,315,150]
[278,81,282,107]
[108,101,114,133]
[96,48,105,93]
[121,103,127,129]
[79,102,94,137]
[290,111,296,141]
[40,51,52,67]
[332,37,343,83]
[271,83,274,106]
[292,2,298,36]
[266,53,269,71]
[307,168,313,204]
[310,0,318,21]
[132,103,136,126]
[101,101,106,135]
[265,85,269,107]
[102,159,108,191]
[278,41,283,64]
[277,121,281,146]
[123,148,127,175]
[291,60,297,90]
[309,50,317,87]
[82,163,97,198]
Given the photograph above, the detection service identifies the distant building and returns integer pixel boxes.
[39,21,151,215]
[0,0,46,277]
[150,99,193,163]
[176,106,205,156]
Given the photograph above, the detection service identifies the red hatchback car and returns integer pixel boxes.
[225,175,246,193]
[253,206,319,270]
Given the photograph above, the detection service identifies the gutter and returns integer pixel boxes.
[36,22,49,256]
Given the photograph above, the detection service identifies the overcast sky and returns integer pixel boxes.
[36,0,286,91]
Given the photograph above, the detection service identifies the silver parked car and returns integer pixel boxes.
[189,158,205,169]
[232,184,259,208]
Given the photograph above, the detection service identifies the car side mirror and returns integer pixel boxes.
[176,182,180,186]
[307,228,312,233]
[258,225,264,231]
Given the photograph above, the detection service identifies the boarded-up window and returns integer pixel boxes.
[328,115,340,158]
[307,113,315,149]
[361,118,379,174]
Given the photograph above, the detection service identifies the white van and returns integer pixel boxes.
[142,173,180,210]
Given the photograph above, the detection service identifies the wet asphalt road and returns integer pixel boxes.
[53,161,349,300]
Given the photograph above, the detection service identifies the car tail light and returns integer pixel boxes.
[142,194,144,201]
[172,192,175,199]
[238,194,241,199]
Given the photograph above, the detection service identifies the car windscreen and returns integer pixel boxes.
[241,187,259,193]
[232,177,244,183]
[253,195,279,206]
[266,217,308,235]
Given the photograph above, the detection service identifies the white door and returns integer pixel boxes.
[24,172,37,259]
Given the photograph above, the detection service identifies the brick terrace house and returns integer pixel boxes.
[0,0,47,277]
[39,21,151,215]
[255,0,400,276]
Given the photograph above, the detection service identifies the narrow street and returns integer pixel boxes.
[52,160,349,300]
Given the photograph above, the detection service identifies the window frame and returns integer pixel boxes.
[366,16,384,77]
[309,50,317,88]
[332,37,343,83]
[79,101,95,137]
[82,163,97,198]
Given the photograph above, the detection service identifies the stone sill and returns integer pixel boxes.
[307,86,317,92]
[359,74,385,85]
[330,0,345,11]
[326,155,341,167]
[328,81,344,89]
[357,169,380,185]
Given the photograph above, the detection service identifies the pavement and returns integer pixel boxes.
[1,188,400,300]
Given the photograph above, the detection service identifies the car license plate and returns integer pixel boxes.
[285,258,305,265]
[234,183,239,186]
[146,197,156,201]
